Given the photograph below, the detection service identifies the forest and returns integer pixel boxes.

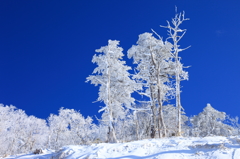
[1,12,239,157]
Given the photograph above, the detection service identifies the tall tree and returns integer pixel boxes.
[86,40,139,143]
[128,33,174,138]
[161,12,189,136]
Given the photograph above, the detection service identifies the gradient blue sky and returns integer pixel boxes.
[1,0,240,120]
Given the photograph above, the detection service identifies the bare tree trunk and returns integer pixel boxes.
[106,56,118,143]
[135,112,139,140]
[107,100,118,143]
[154,60,167,138]
[157,113,161,138]
[176,65,182,136]
[157,78,166,138]
[122,119,126,142]
[150,106,156,138]
[150,86,157,138]
[107,123,117,143]
[47,134,51,149]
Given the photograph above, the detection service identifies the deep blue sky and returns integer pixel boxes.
[1,0,240,120]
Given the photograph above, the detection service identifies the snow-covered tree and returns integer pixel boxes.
[86,40,140,143]
[0,104,48,157]
[47,108,97,149]
[133,107,152,140]
[47,108,71,150]
[163,104,188,137]
[191,103,233,137]
[0,105,20,156]
[17,115,48,153]
[128,33,174,138]
[67,109,97,145]
[161,11,189,136]
[225,115,240,135]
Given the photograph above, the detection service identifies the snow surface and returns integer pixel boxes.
[4,136,240,159]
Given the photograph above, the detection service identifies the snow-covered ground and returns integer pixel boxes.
[4,136,240,159]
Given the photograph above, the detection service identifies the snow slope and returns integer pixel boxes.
[4,136,240,159]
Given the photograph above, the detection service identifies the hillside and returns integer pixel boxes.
[4,136,240,159]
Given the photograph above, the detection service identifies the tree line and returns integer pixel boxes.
[0,103,238,157]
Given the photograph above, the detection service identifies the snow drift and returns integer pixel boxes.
[4,136,240,159]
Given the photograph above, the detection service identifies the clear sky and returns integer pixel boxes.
[1,0,240,120]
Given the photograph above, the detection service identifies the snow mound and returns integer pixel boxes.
[4,136,240,159]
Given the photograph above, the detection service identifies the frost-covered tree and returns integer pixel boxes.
[66,109,98,145]
[47,108,97,149]
[191,103,233,137]
[47,108,71,150]
[163,104,188,137]
[86,40,140,143]
[133,108,152,140]
[0,104,48,157]
[113,111,136,142]
[128,33,174,138]
[161,11,189,136]
[0,105,99,156]
[225,115,240,135]
[17,115,48,153]
[0,105,24,156]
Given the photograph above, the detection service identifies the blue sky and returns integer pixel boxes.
[1,0,240,120]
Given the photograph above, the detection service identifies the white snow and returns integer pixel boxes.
[4,136,240,159]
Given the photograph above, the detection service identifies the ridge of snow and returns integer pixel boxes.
[4,136,240,159]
